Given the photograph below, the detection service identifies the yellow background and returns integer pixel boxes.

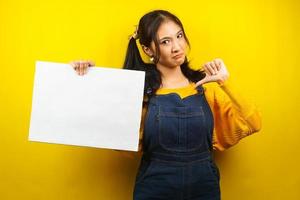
[1,0,299,199]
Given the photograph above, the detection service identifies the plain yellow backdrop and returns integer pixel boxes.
[1,0,299,199]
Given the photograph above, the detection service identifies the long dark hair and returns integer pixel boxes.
[123,10,205,102]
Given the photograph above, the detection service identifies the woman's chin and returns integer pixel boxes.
[174,58,185,66]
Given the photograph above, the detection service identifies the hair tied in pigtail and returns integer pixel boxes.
[128,25,139,40]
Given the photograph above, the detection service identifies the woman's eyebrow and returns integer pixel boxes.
[159,30,183,41]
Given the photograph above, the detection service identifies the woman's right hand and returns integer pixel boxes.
[69,60,95,76]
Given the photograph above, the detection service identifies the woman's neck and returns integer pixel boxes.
[157,65,190,89]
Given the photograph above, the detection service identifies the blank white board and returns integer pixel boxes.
[28,61,145,151]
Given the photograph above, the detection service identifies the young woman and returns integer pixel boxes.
[70,9,261,200]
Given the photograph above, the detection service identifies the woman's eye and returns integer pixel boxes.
[177,33,183,38]
[161,40,170,45]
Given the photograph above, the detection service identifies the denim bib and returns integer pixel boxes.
[133,85,221,200]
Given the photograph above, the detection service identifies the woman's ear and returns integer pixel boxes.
[141,45,154,57]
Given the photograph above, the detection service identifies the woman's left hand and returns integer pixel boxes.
[194,58,229,87]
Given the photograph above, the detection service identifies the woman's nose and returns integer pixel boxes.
[172,41,181,53]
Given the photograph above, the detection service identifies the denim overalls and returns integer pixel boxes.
[133,85,221,200]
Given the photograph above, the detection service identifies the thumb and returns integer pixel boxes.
[194,77,207,88]
[87,60,95,67]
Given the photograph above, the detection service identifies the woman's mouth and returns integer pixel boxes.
[172,53,184,59]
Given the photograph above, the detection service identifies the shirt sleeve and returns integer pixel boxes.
[205,79,262,151]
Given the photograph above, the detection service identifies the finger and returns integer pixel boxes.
[79,61,84,75]
[194,79,204,88]
[87,60,95,67]
[204,64,213,76]
[81,62,87,76]
[74,60,79,68]
[83,62,88,75]
[215,58,224,71]
[213,59,220,71]
[84,66,88,75]
[205,62,214,76]
[70,61,76,70]
[200,66,207,75]
[74,61,80,74]
[77,62,81,75]
[215,58,223,65]
[201,64,208,75]
[194,74,207,87]
[208,62,218,75]
[81,62,85,75]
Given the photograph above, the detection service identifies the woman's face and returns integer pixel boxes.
[151,20,188,68]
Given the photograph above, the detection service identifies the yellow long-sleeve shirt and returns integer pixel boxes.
[117,79,262,158]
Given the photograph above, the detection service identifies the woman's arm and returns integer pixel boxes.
[205,79,262,151]
[195,58,262,151]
